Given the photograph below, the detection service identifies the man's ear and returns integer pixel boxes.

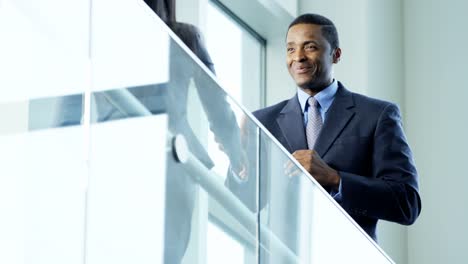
[332,48,342,63]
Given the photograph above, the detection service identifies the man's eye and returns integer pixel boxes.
[305,45,316,50]
[287,48,294,53]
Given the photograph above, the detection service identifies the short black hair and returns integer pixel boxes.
[288,13,340,50]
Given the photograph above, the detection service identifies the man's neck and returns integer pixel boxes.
[300,80,334,96]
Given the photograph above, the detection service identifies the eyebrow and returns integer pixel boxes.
[287,40,319,46]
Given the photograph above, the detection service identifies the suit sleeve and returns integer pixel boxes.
[337,103,421,225]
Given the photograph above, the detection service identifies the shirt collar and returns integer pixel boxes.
[297,79,338,113]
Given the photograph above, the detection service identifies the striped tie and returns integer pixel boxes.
[306,97,323,149]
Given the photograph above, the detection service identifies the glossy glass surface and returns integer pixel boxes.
[0,0,90,263]
[86,115,167,264]
[89,1,260,261]
[0,0,90,103]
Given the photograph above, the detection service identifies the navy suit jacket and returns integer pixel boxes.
[253,82,421,240]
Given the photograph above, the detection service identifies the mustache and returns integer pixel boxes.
[294,61,321,76]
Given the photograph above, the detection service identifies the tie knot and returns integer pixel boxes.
[308,97,319,108]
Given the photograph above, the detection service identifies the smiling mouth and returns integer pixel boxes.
[294,65,314,74]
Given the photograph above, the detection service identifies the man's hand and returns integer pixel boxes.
[289,149,340,189]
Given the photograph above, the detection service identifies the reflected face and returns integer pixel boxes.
[286,23,340,92]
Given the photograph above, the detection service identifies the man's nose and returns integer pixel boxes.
[293,49,306,62]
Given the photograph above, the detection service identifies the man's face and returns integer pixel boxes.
[286,23,340,91]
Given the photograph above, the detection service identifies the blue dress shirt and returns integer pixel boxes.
[296,80,343,198]
[297,79,338,124]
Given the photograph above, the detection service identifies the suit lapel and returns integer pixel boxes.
[315,84,356,157]
[276,96,308,152]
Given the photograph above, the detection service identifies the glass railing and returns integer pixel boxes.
[0,0,394,263]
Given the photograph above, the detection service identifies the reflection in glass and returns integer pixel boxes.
[162,40,257,263]
[86,29,257,262]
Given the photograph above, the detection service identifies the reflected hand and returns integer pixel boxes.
[230,150,249,181]
[214,134,225,151]
[214,132,249,181]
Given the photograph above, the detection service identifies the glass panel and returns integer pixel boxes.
[258,130,394,264]
[85,115,167,264]
[163,36,260,263]
[207,101,260,264]
[87,1,170,262]
[0,0,90,263]
[0,0,90,102]
[90,0,169,91]
[89,1,259,262]
[0,119,87,264]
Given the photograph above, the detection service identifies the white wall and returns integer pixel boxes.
[404,0,468,263]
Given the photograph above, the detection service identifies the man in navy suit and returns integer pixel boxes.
[253,13,421,241]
